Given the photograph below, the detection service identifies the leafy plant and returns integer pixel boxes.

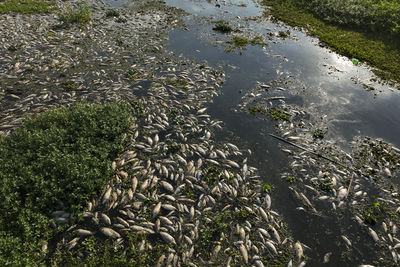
[58,2,92,25]
[0,102,132,265]
[263,183,273,193]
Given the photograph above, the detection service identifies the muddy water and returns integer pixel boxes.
[163,0,400,266]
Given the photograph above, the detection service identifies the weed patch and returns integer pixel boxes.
[213,20,233,33]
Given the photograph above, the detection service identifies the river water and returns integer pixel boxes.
[162,0,400,266]
[106,0,400,265]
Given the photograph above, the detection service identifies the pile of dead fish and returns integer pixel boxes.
[239,79,400,265]
[0,0,182,135]
[54,67,306,266]
[1,0,306,266]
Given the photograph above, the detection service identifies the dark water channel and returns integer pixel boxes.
[162,0,400,266]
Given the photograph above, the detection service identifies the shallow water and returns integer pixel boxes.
[163,0,400,265]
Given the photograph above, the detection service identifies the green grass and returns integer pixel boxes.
[261,0,400,85]
[0,102,132,265]
[288,0,400,35]
[58,2,91,24]
[105,8,119,18]
[0,0,54,14]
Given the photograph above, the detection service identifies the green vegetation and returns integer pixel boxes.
[0,102,132,265]
[268,107,291,121]
[261,0,400,84]
[248,105,267,115]
[286,176,297,184]
[198,211,231,255]
[125,68,140,81]
[0,0,54,14]
[282,0,400,35]
[313,129,325,139]
[62,82,76,90]
[229,36,249,48]
[7,43,22,52]
[317,178,333,191]
[204,164,221,185]
[167,141,180,154]
[165,78,188,89]
[58,2,92,25]
[250,35,266,45]
[213,20,233,33]
[52,233,171,266]
[363,201,387,226]
[262,183,273,193]
[105,8,119,18]
[226,35,266,53]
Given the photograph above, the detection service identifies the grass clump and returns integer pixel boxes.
[0,102,132,265]
[58,2,91,25]
[268,107,291,121]
[213,20,233,33]
[0,0,54,14]
[105,8,119,18]
[261,0,400,84]
[230,36,249,47]
[226,35,266,53]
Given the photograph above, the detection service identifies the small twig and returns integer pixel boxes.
[268,133,350,170]
[345,173,354,199]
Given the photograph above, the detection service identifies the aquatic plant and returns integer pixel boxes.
[213,20,233,33]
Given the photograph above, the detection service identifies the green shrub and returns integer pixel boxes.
[58,2,91,24]
[0,102,132,265]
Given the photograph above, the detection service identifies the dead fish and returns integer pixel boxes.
[323,252,332,263]
[265,241,277,255]
[337,188,347,200]
[294,241,303,262]
[101,227,120,238]
[160,231,176,245]
[153,202,162,218]
[259,207,269,223]
[369,228,379,242]
[100,213,112,225]
[75,229,93,236]
[265,194,271,209]
[341,235,351,246]
[161,181,174,192]
[384,167,392,177]
[102,187,112,204]
[239,244,248,263]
